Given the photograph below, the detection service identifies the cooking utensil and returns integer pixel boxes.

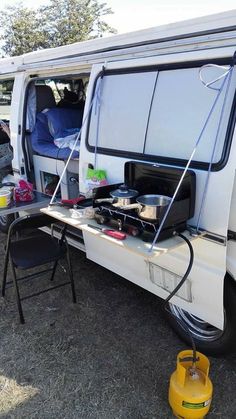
[61,197,85,206]
[110,184,138,206]
[120,194,171,221]
[95,197,114,204]
[70,207,97,219]
[87,224,126,240]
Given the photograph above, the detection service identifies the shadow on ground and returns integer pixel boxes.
[0,233,235,418]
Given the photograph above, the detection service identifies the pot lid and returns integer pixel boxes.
[110,184,138,198]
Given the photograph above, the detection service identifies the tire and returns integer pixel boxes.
[0,214,15,234]
[165,274,236,356]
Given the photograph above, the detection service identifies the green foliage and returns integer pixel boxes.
[0,5,45,56]
[0,0,116,57]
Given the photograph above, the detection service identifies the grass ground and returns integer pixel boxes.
[0,233,236,418]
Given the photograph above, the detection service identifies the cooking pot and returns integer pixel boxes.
[121,194,171,221]
[110,184,139,206]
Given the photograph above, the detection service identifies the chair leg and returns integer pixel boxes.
[50,260,58,281]
[66,250,76,303]
[10,257,25,324]
[2,251,9,297]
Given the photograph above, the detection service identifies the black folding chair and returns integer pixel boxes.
[1,213,76,324]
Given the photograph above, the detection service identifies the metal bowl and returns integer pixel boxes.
[136,194,171,221]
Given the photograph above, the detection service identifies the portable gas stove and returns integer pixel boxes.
[92,161,196,243]
[93,203,187,242]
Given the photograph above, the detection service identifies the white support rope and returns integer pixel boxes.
[149,57,235,253]
[199,64,231,90]
[94,67,105,169]
[49,66,106,205]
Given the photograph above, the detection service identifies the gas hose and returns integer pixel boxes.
[163,232,196,364]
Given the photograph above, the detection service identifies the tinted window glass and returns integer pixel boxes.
[144,67,235,163]
[88,72,157,153]
[0,79,14,121]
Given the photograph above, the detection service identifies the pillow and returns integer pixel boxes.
[31,111,80,159]
[44,108,83,139]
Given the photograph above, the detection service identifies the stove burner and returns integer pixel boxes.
[94,203,186,242]
[99,204,158,230]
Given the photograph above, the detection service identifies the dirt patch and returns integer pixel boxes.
[0,232,235,418]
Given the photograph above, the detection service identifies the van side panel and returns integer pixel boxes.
[83,230,226,329]
[79,57,236,328]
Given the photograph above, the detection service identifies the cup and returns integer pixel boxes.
[0,189,12,208]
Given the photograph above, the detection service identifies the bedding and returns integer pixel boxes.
[31,110,81,159]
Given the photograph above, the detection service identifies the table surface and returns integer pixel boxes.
[0,190,51,216]
[41,205,199,258]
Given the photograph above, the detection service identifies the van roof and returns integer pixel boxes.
[1,9,236,72]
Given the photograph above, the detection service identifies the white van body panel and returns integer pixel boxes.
[79,49,236,328]
[9,73,26,173]
[0,56,23,75]
[83,230,226,329]
[0,10,235,74]
[4,9,236,67]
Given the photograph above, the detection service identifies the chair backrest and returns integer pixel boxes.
[4,213,58,262]
[8,213,55,237]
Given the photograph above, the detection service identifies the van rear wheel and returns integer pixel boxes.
[0,214,15,233]
[165,275,236,356]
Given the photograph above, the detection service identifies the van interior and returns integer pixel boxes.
[24,75,89,199]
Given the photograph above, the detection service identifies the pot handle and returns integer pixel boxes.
[118,203,142,210]
[95,198,114,203]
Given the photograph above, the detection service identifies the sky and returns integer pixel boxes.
[2,0,236,34]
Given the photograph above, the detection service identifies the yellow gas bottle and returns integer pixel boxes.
[169,350,213,419]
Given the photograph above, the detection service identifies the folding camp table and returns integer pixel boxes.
[0,191,50,217]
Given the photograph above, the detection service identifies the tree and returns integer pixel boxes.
[0,5,46,56]
[0,0,116,57]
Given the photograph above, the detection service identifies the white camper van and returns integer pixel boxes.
[1,10,236,355]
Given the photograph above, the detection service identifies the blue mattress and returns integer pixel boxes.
[31,110,80,160]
